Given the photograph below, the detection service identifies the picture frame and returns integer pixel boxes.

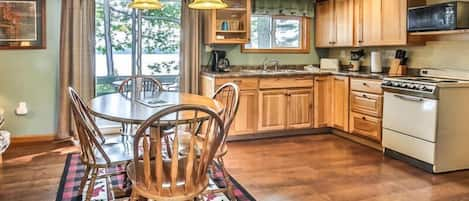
[0,0,46,49]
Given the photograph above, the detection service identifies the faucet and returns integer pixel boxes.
[263,58,280,71]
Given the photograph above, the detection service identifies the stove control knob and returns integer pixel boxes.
[383,81,392,86]
[392,82,400,87]
[409,84,417,89]
[401,83,409,88]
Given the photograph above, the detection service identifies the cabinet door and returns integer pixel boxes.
[357,0,407,46]
[350,91,383,117]
[314,76,332,128]
[333,0,354,47]
[258,89,287,131]
[350,112,382,142]
[287,89,313,129]
[331,76,350,132]
[359,0,382,46]
[380,0,407,45]
[230,90,258,135]
[315,0,333,47]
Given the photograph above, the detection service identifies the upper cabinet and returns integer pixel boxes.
[355,0,407,46]
[315,0,354,48]
[203,0,251,44]
[316,0,408,47]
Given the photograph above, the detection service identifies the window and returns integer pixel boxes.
[95,0,181,96]
[242,15,310,53]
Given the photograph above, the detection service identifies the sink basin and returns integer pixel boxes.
[240,69,305,74]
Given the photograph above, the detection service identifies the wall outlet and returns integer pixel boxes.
[205,45,213,53]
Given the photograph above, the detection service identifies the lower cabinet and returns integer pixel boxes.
[258,88,313,131]
[331,76,350,132]
[349,112,382,142]
[258,89,288,131]
[313,76,332,128]
[313,75,350,132]
[287,89,314,129]
[229,90,258,135]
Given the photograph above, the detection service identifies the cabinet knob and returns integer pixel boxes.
[362,116,367,120]
[362,82,367,86]
[362,94,368,98]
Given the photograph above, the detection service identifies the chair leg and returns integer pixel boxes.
[217,157,236,201]
[130,189,139,201]
[85,168,98,201]
[79,165,91,195]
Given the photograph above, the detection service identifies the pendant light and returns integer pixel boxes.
[129,0,163,10]
[188,0,228,10]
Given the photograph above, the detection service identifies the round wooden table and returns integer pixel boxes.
[89,92,223,125]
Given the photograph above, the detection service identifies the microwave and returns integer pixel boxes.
[408,1,469,32]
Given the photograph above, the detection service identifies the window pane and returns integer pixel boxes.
[273,18,300,48]
[245,15,271,49]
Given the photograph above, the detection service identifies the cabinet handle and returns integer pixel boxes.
[232,80,242,83]
[358,40,364,43]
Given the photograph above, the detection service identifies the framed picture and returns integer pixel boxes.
[0,0,45,49]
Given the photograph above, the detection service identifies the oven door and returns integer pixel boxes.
[383,92,438,142]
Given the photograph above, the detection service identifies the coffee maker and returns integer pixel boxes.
[210,50,231,72]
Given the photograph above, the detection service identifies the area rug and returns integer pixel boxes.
[56,153,255,201]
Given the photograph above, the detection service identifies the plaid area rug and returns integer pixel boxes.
[56,153,255,201]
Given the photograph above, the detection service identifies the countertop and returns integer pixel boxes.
[201,69,388,80]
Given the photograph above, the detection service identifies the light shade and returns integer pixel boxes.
[188,0,228,9]
[129,0,163,10]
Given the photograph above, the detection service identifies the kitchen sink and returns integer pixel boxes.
[240,69,305,74]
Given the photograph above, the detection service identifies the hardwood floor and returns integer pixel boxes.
[2,134,469,201]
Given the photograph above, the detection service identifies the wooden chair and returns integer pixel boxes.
[118,76,165,136]
[68,87,134,201]
[127,104,225,201]
[206,83,240,199]
[118,76,164,95]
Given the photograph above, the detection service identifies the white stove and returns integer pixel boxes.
[382,68,469,173]
[382,69,469,99]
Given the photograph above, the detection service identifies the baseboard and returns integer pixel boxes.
[332,129,383,151]
[227,128,332,141]
[11,134,55,144]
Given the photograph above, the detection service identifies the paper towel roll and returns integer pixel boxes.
[371,51,382,73]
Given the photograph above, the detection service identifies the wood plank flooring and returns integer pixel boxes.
[2,134,469,201]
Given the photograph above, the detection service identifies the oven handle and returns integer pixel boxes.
[394,94,424,102]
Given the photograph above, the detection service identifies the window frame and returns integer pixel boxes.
[241,15,311,54]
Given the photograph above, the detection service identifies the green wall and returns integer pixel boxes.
[202,20,325,66]
[0,0,60,136]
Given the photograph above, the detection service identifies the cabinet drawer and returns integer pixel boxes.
[215,78,258,90]
[259,76,314,89]
[350,112,382,142]
[350,91,383,117]
[350,78,383,94]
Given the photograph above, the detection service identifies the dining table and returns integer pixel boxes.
[88,91,224,126]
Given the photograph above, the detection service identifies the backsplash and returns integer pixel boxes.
[328,41,469,70]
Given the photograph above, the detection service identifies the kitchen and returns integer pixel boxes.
[201,0,469,174]
[3,0,469,200]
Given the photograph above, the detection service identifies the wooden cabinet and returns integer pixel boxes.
[258,90,288,131]
[287,89,313,129]
[331,76,350,132]
[350,91,383,117]
[259,88,313,131]
[203,0,251,44]
[350,112,382,142]
[315,0,354,47]
[349,78,383,142]
[314,76,332,128]
[355,0,407,46]
[200,76,259,136]
[230,90,258,135]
